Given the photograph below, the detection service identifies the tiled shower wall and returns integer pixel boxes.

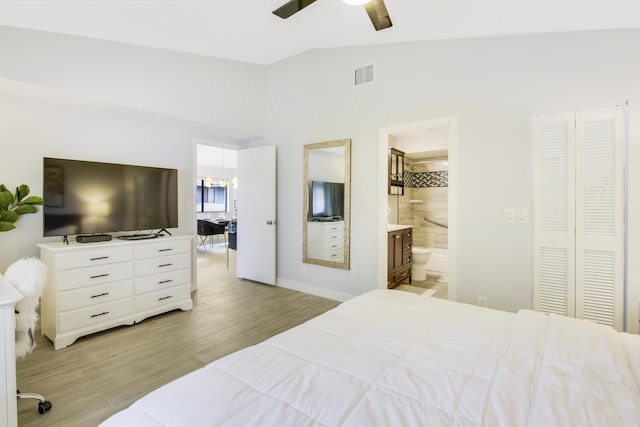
[396,159,448,249]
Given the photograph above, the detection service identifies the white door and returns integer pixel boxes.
[532,113,576,318]
[575,107,625,330]
[236,145,277,285]
[533,106,626,330]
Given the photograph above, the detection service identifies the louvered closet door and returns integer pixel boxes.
[533,113,576,318]
[533,106,625,331]
[575,106,625,330]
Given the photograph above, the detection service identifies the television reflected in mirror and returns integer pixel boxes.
[309,180,344,221]
[43,157,178,237]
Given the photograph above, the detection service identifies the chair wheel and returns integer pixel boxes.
[38,400,52,414]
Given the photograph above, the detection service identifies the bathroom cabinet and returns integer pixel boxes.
[388,148,405,195]
[387,228,412,288]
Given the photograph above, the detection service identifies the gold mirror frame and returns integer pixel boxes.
[303,139,351,270]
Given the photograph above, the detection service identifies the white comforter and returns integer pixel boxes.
[100,289,640,426]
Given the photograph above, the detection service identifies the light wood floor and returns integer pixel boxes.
[394,270,448,298]
[16,245,340,427]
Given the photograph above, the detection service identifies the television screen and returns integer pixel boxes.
[43,157,178,237]
[310,180,344,220]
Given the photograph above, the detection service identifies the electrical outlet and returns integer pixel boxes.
[477,296,488,307]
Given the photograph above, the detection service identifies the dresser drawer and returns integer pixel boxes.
[56,246,133,271]
[135,253,190,277]
[135,284,191,312]
[322,222,344,233]
[58,280,134,312]
[324,248,345,262]
[57,262,134,292]
[134,239,190,259]
[59,298,134,333]
[323,231,343,243]
[135,269,190,294]
[321,239,344,252]
[393,268,411,284]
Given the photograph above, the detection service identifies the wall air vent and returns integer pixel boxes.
[354,64,374,86]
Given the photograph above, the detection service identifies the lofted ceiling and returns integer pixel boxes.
[0,0,639,65]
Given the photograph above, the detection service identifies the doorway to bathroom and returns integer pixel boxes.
[378,117,458,300]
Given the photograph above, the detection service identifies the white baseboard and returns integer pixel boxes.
[276,278,353,302]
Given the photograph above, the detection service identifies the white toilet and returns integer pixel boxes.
[411,246,432,281]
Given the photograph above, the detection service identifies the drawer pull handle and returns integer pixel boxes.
[91,311,109,318]
[90,273,109,279]
[90,292,109,298]
[159,279,173,284]
[90,256,109,261]
[158,248,173,252]
[158,295,173,301]
[395,235,400,239]
[330,244,337,248]
[159,263,173,268]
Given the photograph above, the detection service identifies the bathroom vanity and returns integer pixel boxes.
[387,225,412,288]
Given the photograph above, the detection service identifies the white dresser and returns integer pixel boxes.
[0,276,22,427]
[307,221,344,262]
[38,235,193,350]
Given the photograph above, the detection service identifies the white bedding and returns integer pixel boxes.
[100,289,640,426]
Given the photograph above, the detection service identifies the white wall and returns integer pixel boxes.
[308,150,344,182]
[0,26,266,142]
[266,30,640,331]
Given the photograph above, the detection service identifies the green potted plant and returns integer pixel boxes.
[0,184,43,232]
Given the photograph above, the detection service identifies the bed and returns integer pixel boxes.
[100,289,640,426]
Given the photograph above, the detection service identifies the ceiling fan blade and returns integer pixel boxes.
[273,0,318,19]
[364,0,392,31]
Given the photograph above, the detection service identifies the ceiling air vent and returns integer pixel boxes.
[354,64,374,86]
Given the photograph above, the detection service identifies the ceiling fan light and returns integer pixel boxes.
[342,0,370,5]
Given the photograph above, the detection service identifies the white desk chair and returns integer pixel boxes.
[5,257,53,414]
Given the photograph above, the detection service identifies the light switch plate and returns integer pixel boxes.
[504,208,515,223]
[517,208,527,223]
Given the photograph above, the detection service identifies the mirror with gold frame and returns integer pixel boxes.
[303,139,351,269]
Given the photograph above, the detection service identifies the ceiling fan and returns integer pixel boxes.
[272,0,392,31]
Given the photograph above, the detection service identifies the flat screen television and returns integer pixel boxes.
[43,157,178,237]
[309,180,344,221]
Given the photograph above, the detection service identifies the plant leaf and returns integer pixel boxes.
[0,211,18,223]
[14,205,37,215]
[0,221,16,232]
[0,191,12,211]
[18,196,44,205]
[15,184,30,202]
